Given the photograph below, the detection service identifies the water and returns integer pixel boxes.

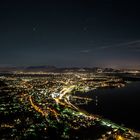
[77,81,140,131]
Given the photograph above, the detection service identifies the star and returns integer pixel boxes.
[83,26,88,32]
[33,27,36,32]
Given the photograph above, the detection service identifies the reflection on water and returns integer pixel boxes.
[77,81,140,131]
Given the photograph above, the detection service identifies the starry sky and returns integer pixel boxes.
[0,0,140,68]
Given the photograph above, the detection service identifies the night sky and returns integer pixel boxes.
[0,0,140,68]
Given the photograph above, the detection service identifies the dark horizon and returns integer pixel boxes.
[0,64,140,70]
[0,0,140,68]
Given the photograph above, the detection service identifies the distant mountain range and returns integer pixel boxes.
[0,65,122,73]
[0,65,139,73]
[0,65,57,72]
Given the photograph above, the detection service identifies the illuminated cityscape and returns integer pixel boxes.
[0,69,140,139]
[0,0,140,139]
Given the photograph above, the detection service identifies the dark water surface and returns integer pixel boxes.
[77,81,140,131]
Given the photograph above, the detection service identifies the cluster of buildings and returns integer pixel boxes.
[0,71,139,139]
